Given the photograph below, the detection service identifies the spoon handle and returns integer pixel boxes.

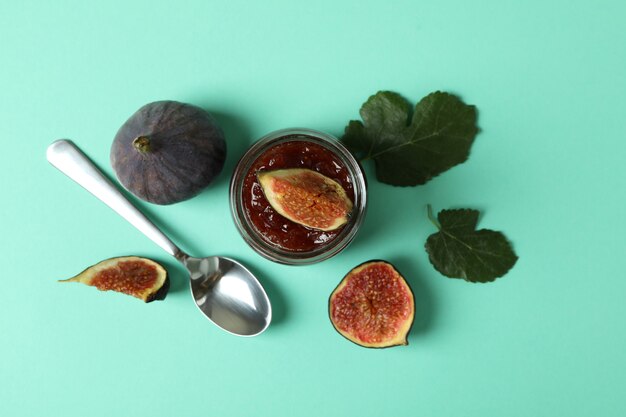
[46,139,184,259]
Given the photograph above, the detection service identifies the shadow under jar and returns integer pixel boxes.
[230,128,367,265]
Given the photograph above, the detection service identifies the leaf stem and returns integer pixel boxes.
[427,204,440,229]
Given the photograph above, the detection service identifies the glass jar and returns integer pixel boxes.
[229,128,367,265]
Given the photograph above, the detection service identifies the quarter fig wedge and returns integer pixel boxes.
[59,256,169,302]
[329,260,415,348]
[257,168,353,231]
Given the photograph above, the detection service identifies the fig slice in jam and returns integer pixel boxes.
[257,168,353,231]
[59,256,169,302]
[329,260,415,348]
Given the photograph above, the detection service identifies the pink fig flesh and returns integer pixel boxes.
[257,168,353,231]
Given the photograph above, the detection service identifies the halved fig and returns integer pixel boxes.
[329,260,415,348]
[59,256,169,302]
[257,168,353,231]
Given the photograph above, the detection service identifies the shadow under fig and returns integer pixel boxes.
[201,109,255,190]
[390,256,438,339]
[131,197,206,256]
[154,256,189,294]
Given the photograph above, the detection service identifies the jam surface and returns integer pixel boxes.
[243,138,354,252]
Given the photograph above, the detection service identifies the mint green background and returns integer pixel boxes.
[1,1,625,416]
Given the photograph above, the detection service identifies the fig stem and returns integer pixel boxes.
[133,136,152,153]
[427,204,441,230]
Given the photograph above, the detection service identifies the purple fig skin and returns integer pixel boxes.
[111,101,226,205]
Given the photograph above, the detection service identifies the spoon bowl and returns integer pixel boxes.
[47,139,272,336]
[184,256,271,336]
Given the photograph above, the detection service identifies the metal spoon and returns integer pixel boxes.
[46,139,272,337]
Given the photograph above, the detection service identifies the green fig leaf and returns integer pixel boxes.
[425,206,518,283]
[342,91,479,186]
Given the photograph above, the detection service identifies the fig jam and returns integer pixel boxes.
[242,138,354,252]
